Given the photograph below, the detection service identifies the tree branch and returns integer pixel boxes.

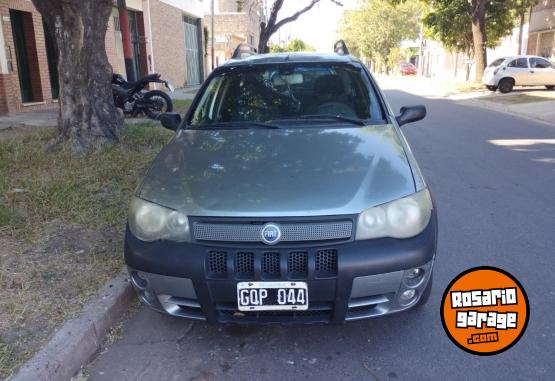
[274,0,321,31]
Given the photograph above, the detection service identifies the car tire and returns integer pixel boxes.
[546,85,555,90]
[486,85,497,92]
[498,78,514,93]
[414,273,433,308]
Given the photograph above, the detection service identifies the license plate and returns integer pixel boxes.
[237,281,308,311]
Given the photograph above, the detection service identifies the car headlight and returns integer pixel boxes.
[356,189,432,240]
[128,197,190,242]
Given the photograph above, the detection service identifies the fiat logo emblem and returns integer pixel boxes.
[260,223,281,245]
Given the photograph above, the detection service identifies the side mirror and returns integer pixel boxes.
[159,112,182,131]
[396,105,426,127]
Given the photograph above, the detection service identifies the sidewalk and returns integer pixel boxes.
[0,109,58,131]
[172,85,200,100]
[376,75,555,125]
[462,91,555,125]
[0,108,158,140]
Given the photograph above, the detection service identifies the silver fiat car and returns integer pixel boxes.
[125,43,437,324]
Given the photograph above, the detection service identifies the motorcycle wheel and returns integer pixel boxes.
[143,90,173,119]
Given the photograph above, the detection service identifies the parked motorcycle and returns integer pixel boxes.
[112,73,174,119]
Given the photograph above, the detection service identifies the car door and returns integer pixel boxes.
[505,58,531,85]
[529,57,555,85]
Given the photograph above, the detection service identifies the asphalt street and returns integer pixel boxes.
[88,83,555,381]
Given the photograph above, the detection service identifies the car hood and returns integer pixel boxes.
[138,125,416,217]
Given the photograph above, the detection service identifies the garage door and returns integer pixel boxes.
[183,16,201,86]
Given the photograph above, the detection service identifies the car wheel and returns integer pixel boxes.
[486,85,497,92]
[498,78,514,93]
[546,85,555,90]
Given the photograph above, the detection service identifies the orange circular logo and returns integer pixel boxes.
[440,266,529,356]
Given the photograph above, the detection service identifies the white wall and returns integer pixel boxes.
[529,8,555,33]
[487,26,524,62]
[0,22,7,74]
[161,0,204,17]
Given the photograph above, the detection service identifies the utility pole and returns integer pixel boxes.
[117,0,136,82]
[418,21,424,76]
[211,0,215,70]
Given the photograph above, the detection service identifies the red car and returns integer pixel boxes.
[399,63,417,76]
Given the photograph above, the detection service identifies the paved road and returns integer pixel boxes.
[88,83,555,381]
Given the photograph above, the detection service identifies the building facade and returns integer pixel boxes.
[0,0,57,115]
[0,0,205,116]
[527,0,555,59]
[204,0,262,71]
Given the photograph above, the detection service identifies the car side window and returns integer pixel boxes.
[507,58,528,68]
[530,57,552,69]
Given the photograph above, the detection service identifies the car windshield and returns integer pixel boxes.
[489,58,506,67]
[188,63,384,128]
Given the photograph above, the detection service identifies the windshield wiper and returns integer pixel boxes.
[298,114,368,126]
[189,121,280,130]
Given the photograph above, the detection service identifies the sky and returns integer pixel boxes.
[268,0,360,52]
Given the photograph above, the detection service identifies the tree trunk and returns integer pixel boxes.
[32,0,122,151]
[471,0,487,82]
[517,11,525,55]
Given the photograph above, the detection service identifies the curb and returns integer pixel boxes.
[12,270,135,381]
[459,98,555,127]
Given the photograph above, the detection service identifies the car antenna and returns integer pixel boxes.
[334,40,350,55]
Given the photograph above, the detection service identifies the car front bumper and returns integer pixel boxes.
[482,75,497,86]
[125,212,437,324]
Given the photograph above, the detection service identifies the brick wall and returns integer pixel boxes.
[0,0,56,115]
[105,8,121,76]
[0,73,13,114]
[205,12,259,47]
[149,0,187,87]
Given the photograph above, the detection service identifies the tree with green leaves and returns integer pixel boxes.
[339,0,422,72]
[392,0,539,80]
[270,39,315,52]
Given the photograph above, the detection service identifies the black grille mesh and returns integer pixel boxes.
[288,251,308,277]
[235,252,254,277]
[315,249,338,276]
[208,251,227,275]
[262,252,280,277]
[208,250,338,279]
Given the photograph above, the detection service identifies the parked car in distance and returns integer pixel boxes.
[483,55,555,93]
[399,62,417,76]
[125,42,437,324]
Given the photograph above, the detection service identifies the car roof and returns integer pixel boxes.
[222,52,361,67]
[498,55,550,61]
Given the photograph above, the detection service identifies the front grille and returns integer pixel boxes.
[206,249,337,280]
[193,220,353,244]
[288,251,308,277]
[235,252,254,278]
[208,251,227,277]
[315,249,338,277]
[262,252,280,278]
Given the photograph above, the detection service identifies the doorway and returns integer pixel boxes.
[183,16,201,86]
[43,19,59,99]
[10,10,34,103]
[128,10,143,81]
